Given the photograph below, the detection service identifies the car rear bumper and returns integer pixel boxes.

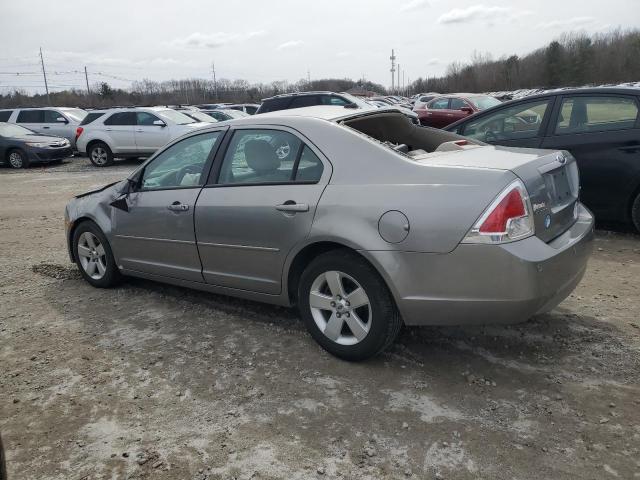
[27,146,73,163]
[364,203,594,326]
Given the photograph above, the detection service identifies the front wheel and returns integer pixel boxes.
[7,149,29,169]
[298,250,402,361]
[88,142,114,167]
[72,221,121,288]
[632,193,640,232]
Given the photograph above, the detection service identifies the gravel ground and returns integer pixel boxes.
[1,157,639,480]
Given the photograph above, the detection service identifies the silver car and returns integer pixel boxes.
[64,106,594,360]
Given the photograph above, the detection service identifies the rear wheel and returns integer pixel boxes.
[298,250,402,361]
[88,142,114,167]
[72,221,121,288]
[631,193,640,232]
[7,149,29,169]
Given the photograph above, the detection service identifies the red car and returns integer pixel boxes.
[416,94,501,128]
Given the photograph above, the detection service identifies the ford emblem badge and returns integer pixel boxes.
[544,214,552,229]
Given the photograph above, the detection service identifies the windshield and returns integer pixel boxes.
[468,96,502,110]
[61,108,88,122]
[184,110,216,122]
[0,123,34,137]
[157,109,196,125]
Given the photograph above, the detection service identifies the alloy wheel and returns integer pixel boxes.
[309,270,371,346]
[77,231,107,279]
[91,147,108,166]
[8,152,23,168]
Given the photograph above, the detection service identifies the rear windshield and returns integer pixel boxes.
[80,112,105,126]
[468,96,501,110]
[62,108,88,122]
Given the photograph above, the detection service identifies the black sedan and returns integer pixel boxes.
[445,87,640,231]
[0,122,72,168]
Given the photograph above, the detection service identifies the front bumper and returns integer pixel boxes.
[366,203,594,326]
[27,146,73,163]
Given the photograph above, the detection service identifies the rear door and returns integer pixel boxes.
[457,97,554,148]
[135,112,172,153]
[112,130,224,280]
[15,110,46,134]
[541,94,640,221]
[102,112,137,153]
[194,127,330,294]
[448,97,473,125]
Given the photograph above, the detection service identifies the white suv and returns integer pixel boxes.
[0,107,87,149]
[76,107,210,166]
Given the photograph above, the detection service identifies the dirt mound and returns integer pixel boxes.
[31,263,80,280]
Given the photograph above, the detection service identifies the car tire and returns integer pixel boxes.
[88,142,114,167]
[632,193,640,233]
[72,221,121,288]
[298,249,402,361]
[6,148,29,169]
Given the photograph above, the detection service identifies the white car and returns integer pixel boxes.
[75,107,210,167]
[0,107,87,149]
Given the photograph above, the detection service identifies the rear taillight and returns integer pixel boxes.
[75,127,83,141]
[462,179,534,244]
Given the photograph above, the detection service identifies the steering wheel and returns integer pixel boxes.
[484,130,498,143]
[176,164,202,185]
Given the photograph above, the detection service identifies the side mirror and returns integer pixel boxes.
[460,107,473,114]
[56,117,68,123]
[153,120,166,127]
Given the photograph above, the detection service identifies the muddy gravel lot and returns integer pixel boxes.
[1,157,639,480]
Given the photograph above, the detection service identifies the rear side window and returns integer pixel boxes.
[0,110,13,122]
[321,95,349,106]
[555,96,639,134]
[429,98,449,110]
[17,110,45,123]
[257,98,291,114]
[80,112,105,126]
[137,112,161,126]
[290,96,320,108]
[104,112,136,126]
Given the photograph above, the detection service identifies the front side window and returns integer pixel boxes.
[429,98,449,110]
[16,110,45,123]
[141,132,220,190]
[555,96,639,134]
[43,110,66,123]
[104,112,136,126]
[218,129,323,185]
[137,112,162,126]
[463,99,551,142]
[449,98,469,110]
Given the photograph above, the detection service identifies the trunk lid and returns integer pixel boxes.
[415,145,580,243]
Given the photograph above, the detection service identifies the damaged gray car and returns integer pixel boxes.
[64,105,594,360]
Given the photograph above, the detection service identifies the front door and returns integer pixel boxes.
[112,130,223,280]
[195,127,329,294]
[541,94,640,221]
[135,112,172,154]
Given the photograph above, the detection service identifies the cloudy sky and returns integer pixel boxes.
[0,0,637,93]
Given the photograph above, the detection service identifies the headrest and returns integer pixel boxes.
[244,139,280,174]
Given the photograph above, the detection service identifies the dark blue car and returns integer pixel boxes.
[0,122,73,168]
[446,87,640,231]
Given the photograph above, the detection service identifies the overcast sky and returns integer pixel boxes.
[1,0,638,93]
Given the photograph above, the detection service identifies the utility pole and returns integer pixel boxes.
[84,66,91,96]
[39,47,50,105]
[211,62,218,101]
[390,49,396,92]
[402,70,405,96]
[307,70,311,86]
[397,64,401,96]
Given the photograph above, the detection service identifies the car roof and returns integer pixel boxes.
[261,91,345,101]
[250,104,401,121]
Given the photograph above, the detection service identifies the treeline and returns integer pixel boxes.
[411,29,640,94]
[0,77,386,109]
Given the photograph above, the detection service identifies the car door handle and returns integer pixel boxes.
[105,128,113,132]
[167,202,189,211]
[135,129,144,132]
[275,202,309,212]
[42,126,50,129]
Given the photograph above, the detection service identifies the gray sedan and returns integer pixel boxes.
[64,106,594,360]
